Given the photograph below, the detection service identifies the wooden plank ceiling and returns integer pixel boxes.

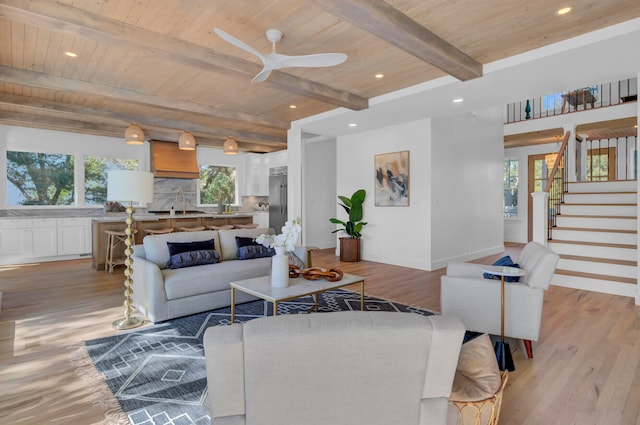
[1,0,639,152]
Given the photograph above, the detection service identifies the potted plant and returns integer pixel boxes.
[330,189,367,262]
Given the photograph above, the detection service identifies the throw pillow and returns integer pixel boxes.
[235,236,275,260]
[168,249,220,269]
[483,255,521,282]
[166,239,216,257]
[450,333,502,402]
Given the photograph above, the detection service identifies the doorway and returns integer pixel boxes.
[527,153,553,241]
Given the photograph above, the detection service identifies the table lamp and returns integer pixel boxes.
[107,170,154,330]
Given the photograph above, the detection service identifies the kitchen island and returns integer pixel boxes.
[91,213,254,270]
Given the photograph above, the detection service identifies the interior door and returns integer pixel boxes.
[527,154,549,241]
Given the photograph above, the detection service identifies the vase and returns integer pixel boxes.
[271,246,289,288]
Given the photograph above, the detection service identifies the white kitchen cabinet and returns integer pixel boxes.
[253,212,269,228]
[244,154,269,196]
[57,218,92,256]
[0,219,57,262]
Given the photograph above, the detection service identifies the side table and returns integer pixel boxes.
[481,265,527,371]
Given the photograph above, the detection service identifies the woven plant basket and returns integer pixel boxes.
[448,371,508,425]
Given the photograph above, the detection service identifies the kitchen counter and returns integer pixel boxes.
[91,213,255,270]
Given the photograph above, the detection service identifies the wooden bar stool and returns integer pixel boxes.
[144,228,174,235]
[206,224,234,230]
[177,226,206,232]
[105,229,137,274]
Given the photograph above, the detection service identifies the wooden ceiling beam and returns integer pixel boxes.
[0,0,368,111]
[310,0,482,81]
[0,66,288,130]
[0,111,283,153]
[0,93,287,146]
[504,128,564,149]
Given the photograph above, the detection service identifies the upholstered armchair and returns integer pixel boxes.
[204,311,465,425]
[440,241,559,358]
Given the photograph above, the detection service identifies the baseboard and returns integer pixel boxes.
[430,245,506,270]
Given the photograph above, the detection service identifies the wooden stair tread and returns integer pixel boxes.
[548,240,637,249]
[553,226,636,234]
[559,254,637,267]
[555,269,637,285]
[558,214,637,219]
[566,191,637,194]
[562,203,637,206]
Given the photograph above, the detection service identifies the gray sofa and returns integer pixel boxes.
[131,227,307,323]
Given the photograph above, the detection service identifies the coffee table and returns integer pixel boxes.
[229,273,365,322]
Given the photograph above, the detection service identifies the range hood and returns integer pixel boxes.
[150,140,199,179]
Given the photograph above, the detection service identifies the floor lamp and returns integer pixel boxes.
[107,170,154,330]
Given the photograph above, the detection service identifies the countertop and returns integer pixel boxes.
[92,212,255,222]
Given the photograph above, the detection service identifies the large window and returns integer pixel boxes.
[7,151,75,206]
[199,165,237,205]
[84,156,139,205]
[503,158,519,218]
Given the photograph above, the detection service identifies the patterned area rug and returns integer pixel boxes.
[79,289,436,425]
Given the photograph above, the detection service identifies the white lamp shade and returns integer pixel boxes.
[107,170,154,204]
[179,131,196,150]
[223,136,238,155]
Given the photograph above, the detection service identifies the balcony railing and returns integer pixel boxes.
[505,78,637,124]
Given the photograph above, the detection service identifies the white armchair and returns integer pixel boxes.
[204,311,465,425]
[440,241,559,358]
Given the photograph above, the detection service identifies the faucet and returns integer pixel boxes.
[175,190,186,215]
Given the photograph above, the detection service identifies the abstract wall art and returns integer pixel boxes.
[374,150,410,206]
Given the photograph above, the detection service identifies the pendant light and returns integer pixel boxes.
[223,136,239,155]
[178,131,196,150]
[124,124,145,145]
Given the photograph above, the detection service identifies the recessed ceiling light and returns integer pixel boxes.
[453,97,464,103]
[375,73,384,79]
[289,104,297,109]
[556,7,572,15]
[64,51,77,58]
[348,123,357,127]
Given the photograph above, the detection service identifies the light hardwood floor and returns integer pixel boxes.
[0,246,639,425]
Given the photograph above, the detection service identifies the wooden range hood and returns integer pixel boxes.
[150,140,199,179]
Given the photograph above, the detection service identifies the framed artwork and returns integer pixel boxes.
[374,150,410,206]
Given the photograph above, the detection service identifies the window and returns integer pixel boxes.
[587,147,616,181]
[199,165,237,205]
[84,156,139,205]
[6,151,75,206]
[503,158,519,218]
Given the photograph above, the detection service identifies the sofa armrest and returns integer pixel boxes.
[445,262,486,278]
[131,254,169,323]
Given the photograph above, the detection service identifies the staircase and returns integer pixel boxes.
[549,180,637,298]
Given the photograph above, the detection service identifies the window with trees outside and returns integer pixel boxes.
[199,165,237,205]
[85,156,139,205]
[7,151,75,206]
[504,158,519,218]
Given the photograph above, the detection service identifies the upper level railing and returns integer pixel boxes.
[505,78,637,124]
[544,131,570,240]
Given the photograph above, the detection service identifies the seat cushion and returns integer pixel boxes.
[162,257,271,300]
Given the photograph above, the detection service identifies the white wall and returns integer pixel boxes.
[303,137,337,249]
[430,108,505,268]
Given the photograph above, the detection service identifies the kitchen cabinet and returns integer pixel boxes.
[244,154,269,196]
[57,218,92,256]
[0,219,57,263]
[254,212,269,228]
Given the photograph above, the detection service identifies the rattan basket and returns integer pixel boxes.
[448,370,508,425]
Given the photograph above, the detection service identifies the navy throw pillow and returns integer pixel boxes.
[167,239,215,257]
[235,236,275,259]
[168,249,220,269]
[483,255,521,282]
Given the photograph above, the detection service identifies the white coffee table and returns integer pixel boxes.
[230,273,366,322]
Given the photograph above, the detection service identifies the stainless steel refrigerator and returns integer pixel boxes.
[269,167,287,231]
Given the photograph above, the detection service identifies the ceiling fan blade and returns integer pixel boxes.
[213,28,265,63]
[251,67,273,83]
[275,53,347,68]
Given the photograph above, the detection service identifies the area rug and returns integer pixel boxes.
[75,289,436,425]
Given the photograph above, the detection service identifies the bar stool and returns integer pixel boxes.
[105,229,137,274]
[206,224,234,230]
[177,226,206,232]
[234,223,259,229]
[144,228,174,235]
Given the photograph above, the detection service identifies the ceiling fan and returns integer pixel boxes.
[214,28,347,83]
